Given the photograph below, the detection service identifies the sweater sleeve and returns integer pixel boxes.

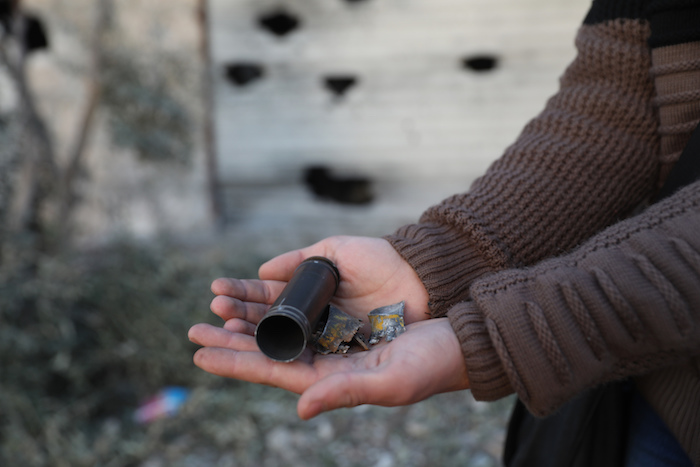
[449,181,700,417]
[386,15,660,317]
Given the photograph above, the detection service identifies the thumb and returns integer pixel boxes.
[258,249,307,281]
[297,372,373,419]
[258,240,337,281]
[297,369,405,419]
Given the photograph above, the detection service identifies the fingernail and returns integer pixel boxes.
[187,328,201,345]
[301,401,323,420]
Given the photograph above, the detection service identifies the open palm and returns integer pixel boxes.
[188,318,469,419]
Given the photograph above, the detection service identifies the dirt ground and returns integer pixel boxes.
[0,228,515,467]
[158,233,517,467]
[136,383,515,467]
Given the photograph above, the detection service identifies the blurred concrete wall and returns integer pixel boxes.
[4,0,592,245]
[210,0,591,239]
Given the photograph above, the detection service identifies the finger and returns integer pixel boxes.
[192,347,318,394]
[223,317,256,336]
[258,249,308,281]
[210,295,269,324]
[188,323,259,352]
[297,369,394,420]
[211,278,286,305]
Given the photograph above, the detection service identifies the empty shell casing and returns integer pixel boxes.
[255,256,340,362]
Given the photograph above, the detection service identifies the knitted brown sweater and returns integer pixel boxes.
[386,0,700,463]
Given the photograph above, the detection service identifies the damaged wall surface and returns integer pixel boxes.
[210,0,591,238]
[2,0,591,244]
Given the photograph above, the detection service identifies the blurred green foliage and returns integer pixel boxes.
[0,238,513,467]
[0,239,260,466]
[100,48,194,165]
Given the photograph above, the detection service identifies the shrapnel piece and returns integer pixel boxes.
[351,332,370,351]
[312,305,364,354]
[368,301,406,345]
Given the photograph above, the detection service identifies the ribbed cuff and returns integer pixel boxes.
[448,302,514,402]
[385,221,498,317]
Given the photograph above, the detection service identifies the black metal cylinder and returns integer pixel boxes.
[255,256,340,362]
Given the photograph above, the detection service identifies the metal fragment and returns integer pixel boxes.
[312,305,364,354]
[368,301,406,344]
[352,332,370,351]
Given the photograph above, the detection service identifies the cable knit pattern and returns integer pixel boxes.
[386,20,660,317]
[451,182,700,463]
[633,253,693,333]
[560,281,608,359]
[387,0,700,462]
[592,267,646,342]
[459,180,700,387]
[525,302,574,385]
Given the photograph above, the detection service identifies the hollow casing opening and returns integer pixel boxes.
[256,313,308,362]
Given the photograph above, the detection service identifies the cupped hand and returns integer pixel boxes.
[209,236,431,328]
[188,318,469,419]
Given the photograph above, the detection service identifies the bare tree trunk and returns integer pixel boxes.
[1,1,109,252]
[197,0,224,227]
[54,0,111,238]
[0,12,58,269]
[1,14,58,240]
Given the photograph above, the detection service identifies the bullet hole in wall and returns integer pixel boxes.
[0,7,50,53]
[323,75,358,99]
[224,62,265,87]
[23,14,49,52]
[462,55,499,72]
[304,165,374,205]
[257,9,302,38]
